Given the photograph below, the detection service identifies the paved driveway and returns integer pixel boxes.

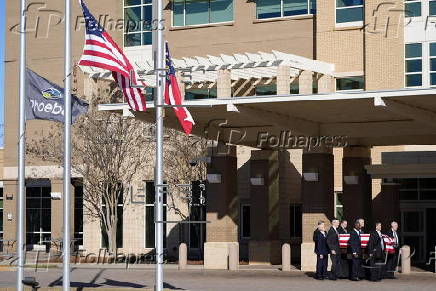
[0,267,435,291]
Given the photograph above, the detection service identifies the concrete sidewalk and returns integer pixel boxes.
[0,267,435,291]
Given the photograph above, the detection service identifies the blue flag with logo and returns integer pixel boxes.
[26,68,89,123]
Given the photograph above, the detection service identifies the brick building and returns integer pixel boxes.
[2,0,436,271]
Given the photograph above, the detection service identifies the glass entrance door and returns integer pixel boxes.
[401,209,426,262]
[26,185,51,249]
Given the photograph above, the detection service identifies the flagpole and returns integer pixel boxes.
[153,0,165,290]
[17,0,27,290]
[63,0,72,290]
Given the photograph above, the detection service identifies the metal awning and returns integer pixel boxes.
[80,50,335,87]
[99,87,436,148]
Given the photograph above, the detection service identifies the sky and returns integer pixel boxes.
[0,0,4,147]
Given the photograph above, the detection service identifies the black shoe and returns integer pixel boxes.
[329,278,337,281]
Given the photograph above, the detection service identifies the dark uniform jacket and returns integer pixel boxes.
[386,229,400,249]
[348,229,362,256]
[314,231,329,256]
[367,231,384,258]
[327,226,340,253]
[338,226,347,234]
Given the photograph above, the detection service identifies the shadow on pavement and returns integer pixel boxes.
[102,278,146,288]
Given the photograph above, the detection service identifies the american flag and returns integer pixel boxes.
[165,43,195,135]
[78,0,146,111]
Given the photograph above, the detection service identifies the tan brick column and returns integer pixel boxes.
[3,180,18,251]
[204,144,238,269]
[299,70,313,94]
[301,147,334,271]
[50,179,74,246]
[318,74,334,93]
[342,146,372,228]
[276,65,291,95]
[217,69,232,99]
[249,150,281,265]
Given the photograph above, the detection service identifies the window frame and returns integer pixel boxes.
[240,203,251,239]
[334,191,344,221]
[289,203,302,238]
[405,42,424,88]
[335,75,365,91]
[255,0,315,20]
[123,0,153,48]
[405,0,423,18]
[172,0,235,28]
[335,0,364,27]
[144,181,168,249]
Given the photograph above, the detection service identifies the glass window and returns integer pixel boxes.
[256,0,315,19]
[185,88,217,100]
[255,84,277,95]
[430,43,436,86]
[173,0,234,27]
[74,184,84,249]
[124,0,153,47]
[405,43,423,87]
[335,191,344,221]
[26,185,51,246]
[336,0,364,24]
[145,181,167,248]
[430,0,436,15]
[290,204,302,238]
[336,76,364,91]
[240,204,251,239]
[405,0,422,17]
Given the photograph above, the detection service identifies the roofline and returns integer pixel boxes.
[98,87,436,111]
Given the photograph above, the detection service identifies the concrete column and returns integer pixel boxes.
[204,144,238,269]
[318,74,334,93]
[3,180,18,252]
[176,71,185,101]
[282,243,291,271]
[217,69,232,99]
[277,65,291,95]
[401,245,411,274]
[299,70,313,95]
[342,146,372,225]
[178,243,187,270]
[50,179,74,246]
[301,147,334,271]
[249,150,281,265]
[373,182,400,229]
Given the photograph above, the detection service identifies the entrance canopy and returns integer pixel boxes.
[80,50,334,87]
[99,88,436,148]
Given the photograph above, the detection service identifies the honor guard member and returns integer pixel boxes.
[314,221,329,280]
[327,219,341,280]
[385,221,400,279]
[367,222,385,282]
[348,220,362,281]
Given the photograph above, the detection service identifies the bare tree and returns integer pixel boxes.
[27,86,152,252]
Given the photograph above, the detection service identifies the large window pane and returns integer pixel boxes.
[406,43,422,58]
[173,0,185,26]
[336,0,363,8]
[185,0,209,25]
[336,6,363,23]
[143,4,153,30]
[336,76,364,90]
[125,6,142,32]
[430,1,436,16]
[257,0,281,19]
[406,74,422,87]
[406,59,422,73]
[124,0,141,6]
[125,33,141,47]
[210,0,233,23]
[405,1,422,17]
[284,0,308,16]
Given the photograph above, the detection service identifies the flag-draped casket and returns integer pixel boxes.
[338,234,395,253]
